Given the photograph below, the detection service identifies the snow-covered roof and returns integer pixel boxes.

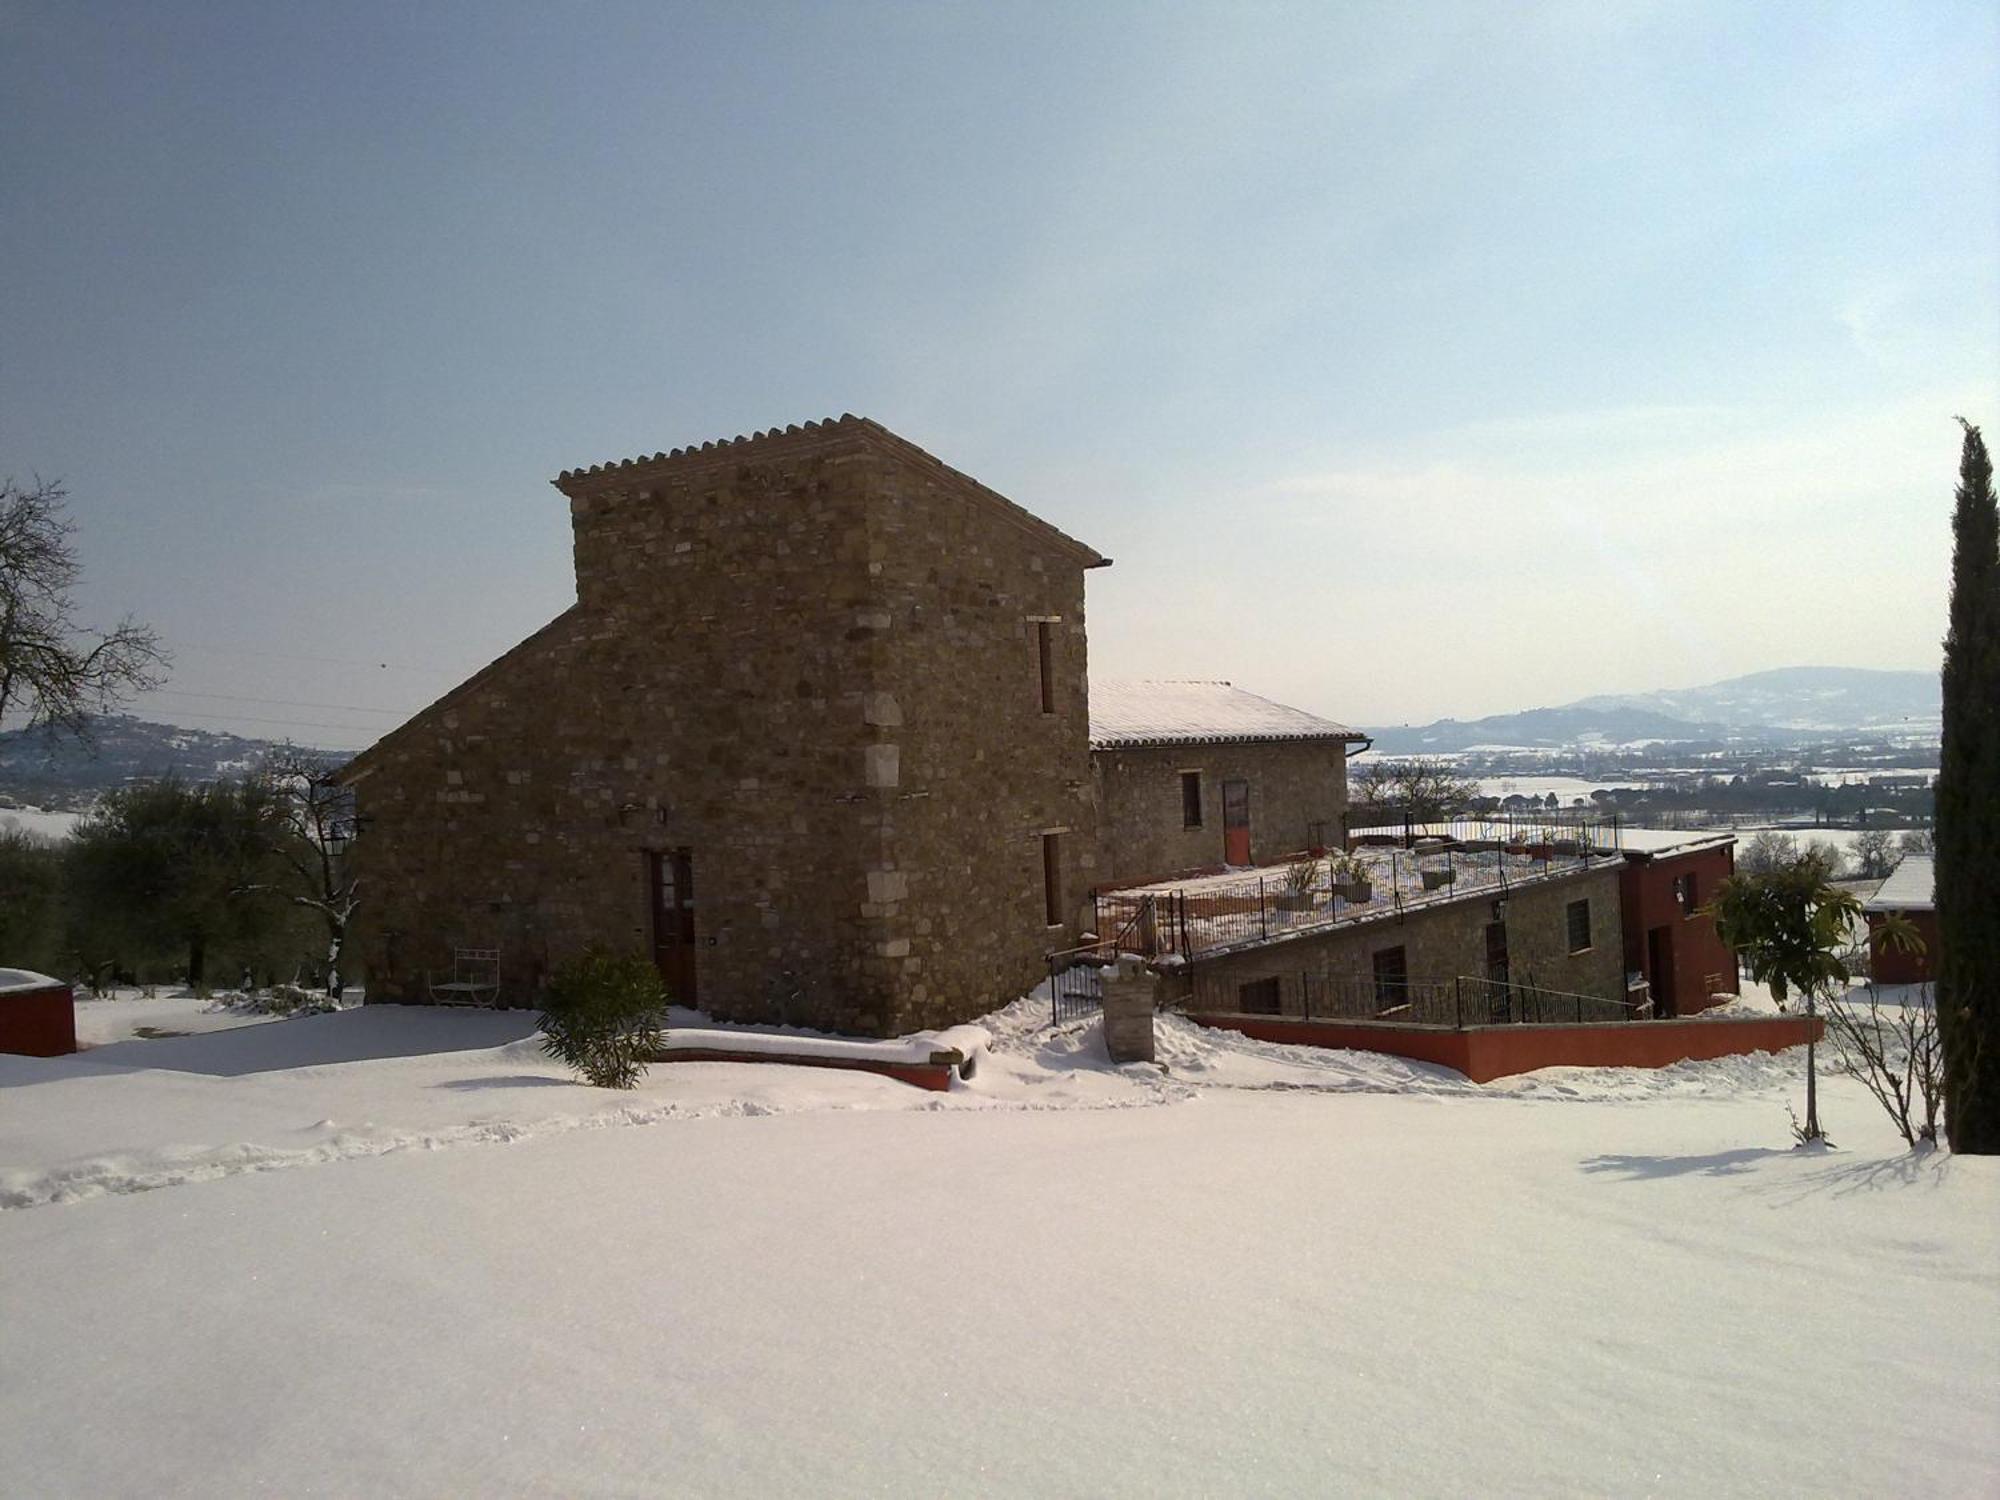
[1603,828,1738,857]
[1089,680,1363,749]
[1369,820,1733,858]
[1863,855,1934,913]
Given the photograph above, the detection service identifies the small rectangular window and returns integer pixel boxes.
[1037,621,1055,715]
[1675,873,1697,913]
[1371,946,1408,1008]
[1238,976,1282,1014]
[1567,899,1592,953]
[1181,771,1203,828]
[1042,832,1062,927]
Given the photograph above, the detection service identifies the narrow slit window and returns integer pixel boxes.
[1181,771,1203,828]
[1037,621,1055,714]
[1566,899,1591,953]
[1042,832,1062,927]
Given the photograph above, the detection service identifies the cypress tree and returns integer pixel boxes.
[1937,418,2000,1153]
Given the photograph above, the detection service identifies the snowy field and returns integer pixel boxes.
[2,995,1995,1497]
[0,803,83,841]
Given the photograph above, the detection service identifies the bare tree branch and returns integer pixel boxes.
[0,474,169,739]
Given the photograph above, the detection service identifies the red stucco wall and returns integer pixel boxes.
[0,981,77,1057]
[1188,1012,1822,1084]
[1867,911,1939,985]
[1620,845,1740,1017]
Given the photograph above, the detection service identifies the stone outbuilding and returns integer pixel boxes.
[339,417,1106,1037]
[1089,680,1368,888]
[1173,853,1627,1021]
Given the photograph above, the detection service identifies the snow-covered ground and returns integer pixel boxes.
[0,803,83,841]
[2,995,1994,1496]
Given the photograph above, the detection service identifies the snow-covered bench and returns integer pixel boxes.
[428,948,500,1006]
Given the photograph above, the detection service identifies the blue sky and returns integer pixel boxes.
[3,1,1995,747]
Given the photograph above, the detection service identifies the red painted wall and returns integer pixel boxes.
[1620,846,1739,1016]
[0,981,77,1057]
[1867,911,1939,985]
[1188,1012,1822,1084]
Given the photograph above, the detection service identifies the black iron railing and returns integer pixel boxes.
[1094,834,1606,964]
[1184,969,1649,1028]
[1045,895,1157,1027]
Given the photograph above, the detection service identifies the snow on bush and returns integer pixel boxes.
[206,984,343,1018]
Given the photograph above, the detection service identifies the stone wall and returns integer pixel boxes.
[1092,739,1350,888]
[861,434,1101,1030]
[1185,862,1626,1017]
[344,420,1101,1036]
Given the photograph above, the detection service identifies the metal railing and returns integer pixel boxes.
[1343,807,1620,853]
[1045,895,1157,1027]
[1185,969,1649,1029]
[1094,838,1603,964]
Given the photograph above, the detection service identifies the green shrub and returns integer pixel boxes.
[538,949,669,1089]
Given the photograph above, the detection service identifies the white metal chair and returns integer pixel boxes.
[427,947,501,1006]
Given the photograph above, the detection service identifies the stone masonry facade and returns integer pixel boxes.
[341,418,1102,1037]
[1180,862,1626,1017]
[1092,740,1352,889]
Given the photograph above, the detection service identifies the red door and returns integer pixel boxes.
[1222,779,1251,865]
[649,849,697,1007]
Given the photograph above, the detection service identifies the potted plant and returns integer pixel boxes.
[1329,853,1373,904]
[1277,856,1320,913]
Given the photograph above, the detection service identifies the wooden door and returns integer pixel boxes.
[1222,779,1251,865]
[649,849,697,1007]
[1484,920,1510,985]
[1648,925,1676,1018]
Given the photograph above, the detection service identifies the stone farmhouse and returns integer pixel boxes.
[341,417,1733,1036]
[340,418,1104,1037]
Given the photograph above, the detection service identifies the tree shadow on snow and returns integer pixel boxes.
[1757,1149,1955,1205]
[78,1005,541,1078]
[1580,1147,1791,1180]
[1581,1146,1955,1200]
[431,1074,576,1091]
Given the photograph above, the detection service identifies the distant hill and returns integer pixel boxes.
[1369,667,1940,754]
[0,716,347,808]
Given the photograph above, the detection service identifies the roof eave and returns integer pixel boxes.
[1090,730,1369,752]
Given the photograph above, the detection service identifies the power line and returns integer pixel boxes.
[168,641,465,677]
[141,688,419,717]
[122,705,386,738]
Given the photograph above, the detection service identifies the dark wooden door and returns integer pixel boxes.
[649,849,697,1007]
[1222,779,1251,865]
[1648,925,1676,1018]
[1484,920,1510,985]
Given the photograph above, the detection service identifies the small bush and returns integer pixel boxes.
[209,983,341,1018]
[538,950,668,1089]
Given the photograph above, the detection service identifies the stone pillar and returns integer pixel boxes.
[1101,958,1157,1064]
